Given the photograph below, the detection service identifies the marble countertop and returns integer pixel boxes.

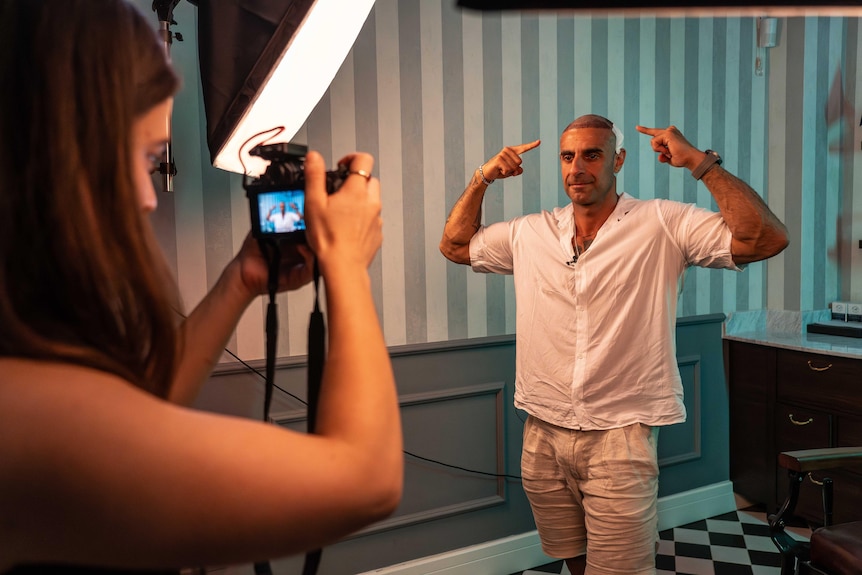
[722,309,862,360]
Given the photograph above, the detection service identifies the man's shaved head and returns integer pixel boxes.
[563,114,624,153]
[564,114,614,131]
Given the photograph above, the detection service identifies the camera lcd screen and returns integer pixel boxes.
[256,189,306,235]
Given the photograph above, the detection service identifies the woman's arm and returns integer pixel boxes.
[0,151,402,570]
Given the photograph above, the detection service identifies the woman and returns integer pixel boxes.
[0,0,402,572]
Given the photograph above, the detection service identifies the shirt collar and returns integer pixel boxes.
[553,192,634,234]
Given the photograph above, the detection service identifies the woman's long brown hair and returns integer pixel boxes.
[0,0,182,397]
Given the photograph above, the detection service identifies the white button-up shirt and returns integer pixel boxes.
[469,193,739,430]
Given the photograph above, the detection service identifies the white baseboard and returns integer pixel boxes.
[655,480,737,531]
[357,530,549,575]
[359,481,736,575]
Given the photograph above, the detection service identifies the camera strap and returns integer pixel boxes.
[254,239,325,575]
[302,262,325,575]
[261,238,281,423]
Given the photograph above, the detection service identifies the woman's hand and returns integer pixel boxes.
[231,233,315,299]
[303,151,382,274]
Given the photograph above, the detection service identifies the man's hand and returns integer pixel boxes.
[481,140,541,182]
[636,125,705,172]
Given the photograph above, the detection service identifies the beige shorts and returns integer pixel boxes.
[521,416,659,575]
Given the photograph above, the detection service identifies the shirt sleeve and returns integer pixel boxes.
[469,220,516,275]
[656,200,742,271]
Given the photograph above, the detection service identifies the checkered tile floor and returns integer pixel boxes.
[512,509,810,575]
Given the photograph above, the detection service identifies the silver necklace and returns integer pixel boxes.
[572,234,594,263]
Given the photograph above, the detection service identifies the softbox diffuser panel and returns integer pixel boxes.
[192,0,314,168]
[192,0,375,175]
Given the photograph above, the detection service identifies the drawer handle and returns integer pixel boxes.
[808,473,824,486]
[788,414,814,426]
[807,360,833,372]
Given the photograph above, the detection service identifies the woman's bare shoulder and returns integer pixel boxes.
[0,357,131,385]
[0,357,141,404]
[0,358,154,422]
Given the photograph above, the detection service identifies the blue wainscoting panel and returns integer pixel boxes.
[658,313,730,497]
[197,314,728,574]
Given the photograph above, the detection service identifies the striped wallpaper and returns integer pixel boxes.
[151,1,862,359]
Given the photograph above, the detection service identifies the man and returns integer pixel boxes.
[439,115,788,575]
[267,200,303,233]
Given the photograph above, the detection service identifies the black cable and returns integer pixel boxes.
[219,346,306,404]
[404,450,522,480]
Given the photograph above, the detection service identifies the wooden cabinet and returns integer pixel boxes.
[725,339,862,525]
[726,341,775,506]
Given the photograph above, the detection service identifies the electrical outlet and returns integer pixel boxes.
[832,301,848,321]
[848,303,862,323]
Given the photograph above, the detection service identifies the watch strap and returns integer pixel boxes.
[692,149,722,180]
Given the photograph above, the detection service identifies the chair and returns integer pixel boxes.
[768,446,862,575]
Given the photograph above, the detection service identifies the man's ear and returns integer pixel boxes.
[614,148,626,173]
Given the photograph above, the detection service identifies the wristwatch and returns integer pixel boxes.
[692,149,722,180]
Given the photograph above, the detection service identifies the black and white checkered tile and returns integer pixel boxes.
[655,510,787,575]
[514,509,808,575]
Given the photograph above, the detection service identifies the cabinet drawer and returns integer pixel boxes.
[826,469,862,524]
[776,350,861,413]
[798,467,862,525]
[775,403,832,521]
[775,402,831,451]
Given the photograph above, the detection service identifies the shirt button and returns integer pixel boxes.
[577,354,584,359]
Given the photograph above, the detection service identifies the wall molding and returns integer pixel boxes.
[658,354,702,467]
[357,481,737,575]
[271,381,509,538]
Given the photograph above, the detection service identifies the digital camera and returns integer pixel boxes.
[245,142,349,243]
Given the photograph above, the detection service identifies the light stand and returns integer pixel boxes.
[152,0,182,192]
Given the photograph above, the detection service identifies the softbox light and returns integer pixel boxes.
[192,0,375,176]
